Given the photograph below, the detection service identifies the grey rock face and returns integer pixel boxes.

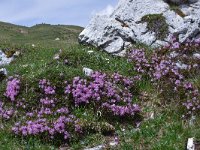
[79,0,200,54]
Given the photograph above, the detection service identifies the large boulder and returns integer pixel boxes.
[79,0,200,55]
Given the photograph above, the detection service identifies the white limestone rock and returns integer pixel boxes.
[79,0,200,54]
[83,67,94,76]
[193,53,200,59]
[187,138,195,150]
[0,50,14,66]
[84,145,105,150]
[176,62,188,69]
[0,68,7,76]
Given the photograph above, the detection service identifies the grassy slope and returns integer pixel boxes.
[0,21,83,49]
[0,21,200,150]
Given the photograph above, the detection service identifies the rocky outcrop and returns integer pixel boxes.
[79,0,200,55]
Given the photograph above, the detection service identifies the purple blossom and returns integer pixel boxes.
[39,79,56,95]
[4,77,20,101]
[128,39,200,116]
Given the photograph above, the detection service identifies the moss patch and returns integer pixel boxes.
[140,14,169,40]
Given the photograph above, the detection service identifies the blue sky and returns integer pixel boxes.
[0,0,117,27]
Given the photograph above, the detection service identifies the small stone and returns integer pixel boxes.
[59,147,68,150]
[0,68,7,81]
[64,59,69,65]
[109,141,118,147]
[0,68,7,76]
[193,53,200,59]
[87,50,94,54]
[0,50,14,66]
[176,62,188,70]
[53,54,60,60]
[150,112,154,119]
[13,51,20,57]
[189,115,196,126]
[83,67,93,76]
[170,51,179,58]
[84,145,105,150]
[187,138,195,150]
[22,64,28,68]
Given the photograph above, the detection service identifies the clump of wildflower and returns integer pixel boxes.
[65,71,141,118]
[128,37,200,116]
[39,79,56,95]
[40,97,56,107]
[8,71,141,143]
[4,77,20,101]
[12,115,81,141]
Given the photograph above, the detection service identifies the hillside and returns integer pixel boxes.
[0,21,83,49]
[0,21,200,150]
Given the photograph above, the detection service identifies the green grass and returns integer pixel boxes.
[0,21,200,150]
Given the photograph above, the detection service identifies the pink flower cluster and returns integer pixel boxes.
[39,79,56,95]
[1,71,141,143]
[128,37,200,116]
[12,95,80,140]
[65,71,141,118]
[4,77,20,101]
[102,103,140,116]
[10,78,83,141]
[12,115,79,140]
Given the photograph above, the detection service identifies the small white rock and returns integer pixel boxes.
[84,145,105,150]
[170,51,179,58]
[104,58,109,61]
[0,50,14,66]
[22,64,28,68]
[0,68,7,76]
[55,38,60,41]
[83,67,94,76]
[176,62,188,70]
[53,54,60,60]
[187,138,195,150]
[193,53,200,59]
[109,141,118,147]
[32,44,35,47]
[189,115,196,126]
[150,112,154,119]
[13,51,20,57]
[87,50,94,54]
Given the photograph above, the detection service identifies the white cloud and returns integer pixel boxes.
[99,5,114,16]
[94,4,114,17]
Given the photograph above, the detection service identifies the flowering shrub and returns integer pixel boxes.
[4,77,20,101]
[12,115,80,140]
[11,93,82,141]
[65,71,141,119]
[0,71,142,143]
[128,37,200,117]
